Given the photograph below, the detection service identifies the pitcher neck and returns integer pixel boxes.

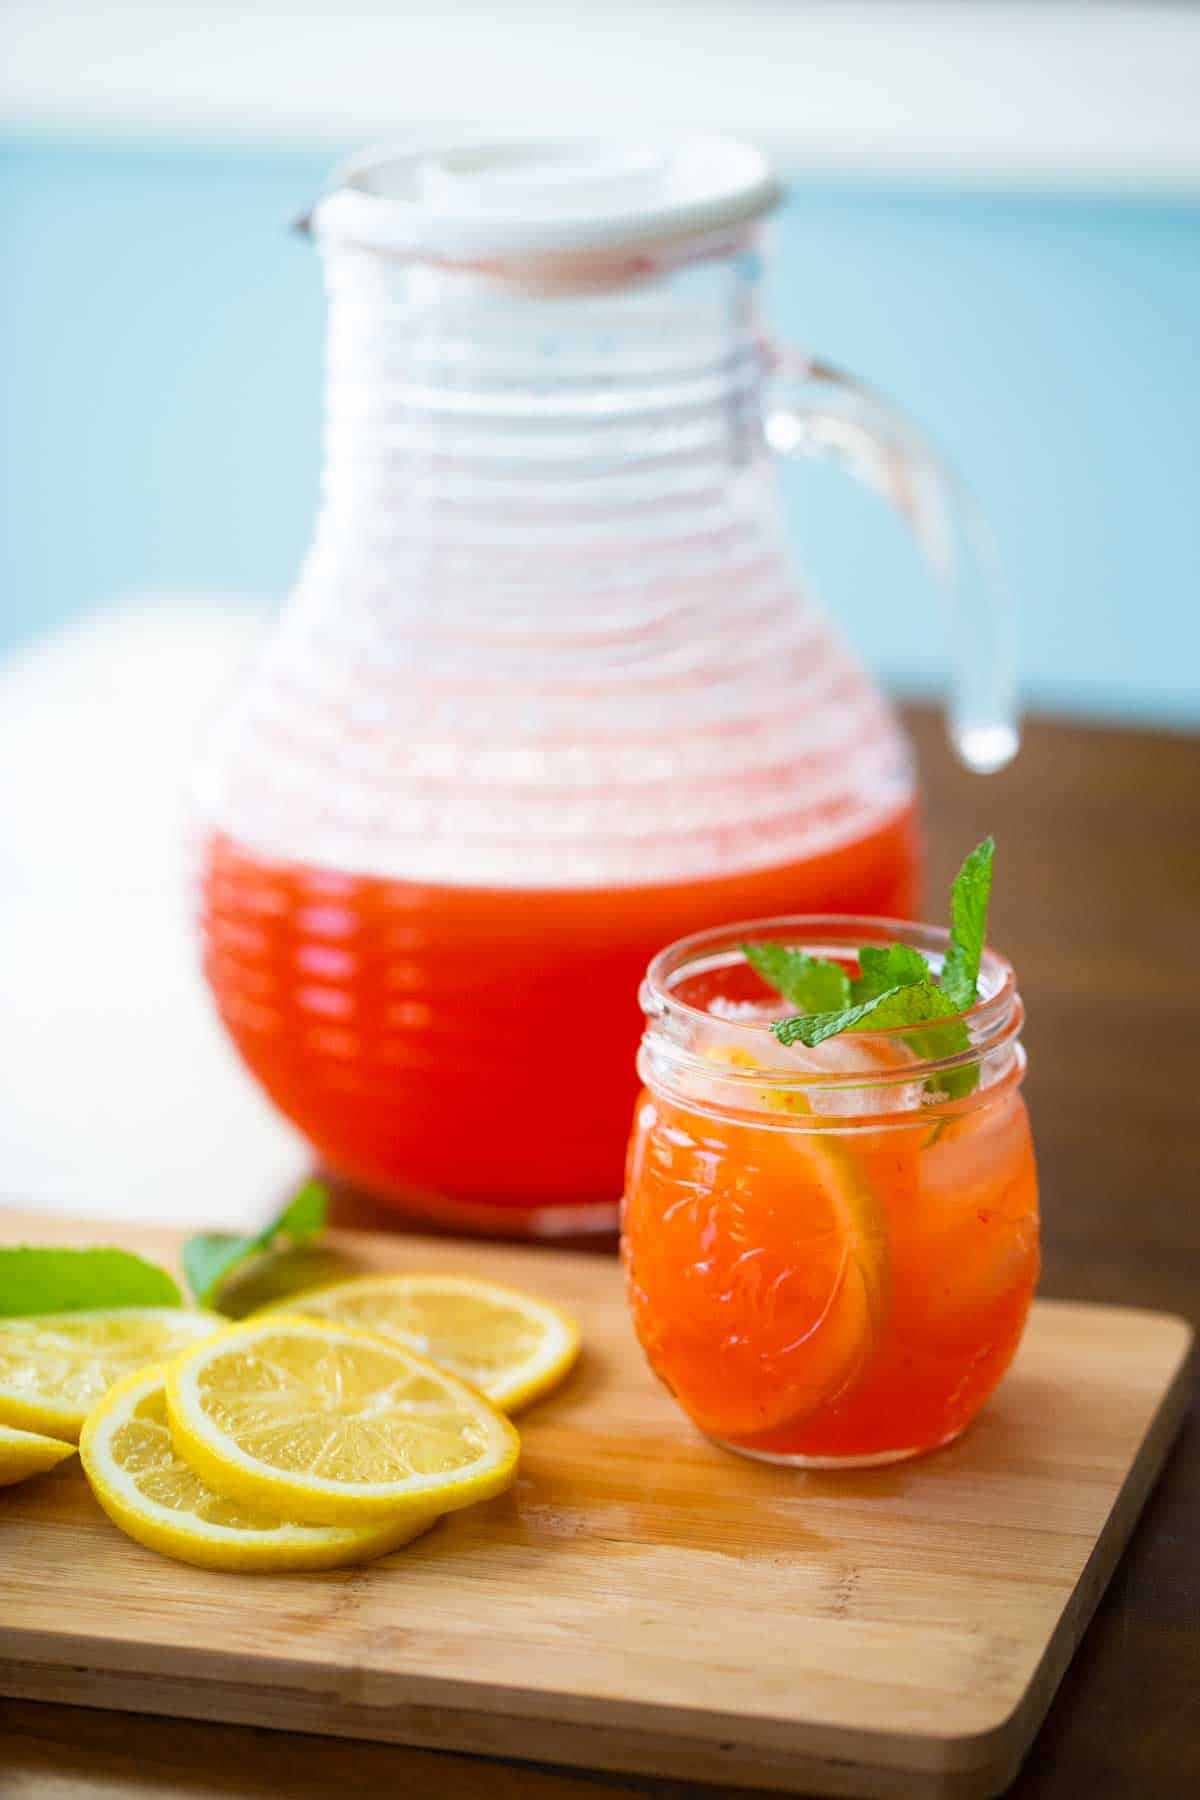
[302,236,777,595]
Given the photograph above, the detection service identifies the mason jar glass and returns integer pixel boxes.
[622,917,1039,1465]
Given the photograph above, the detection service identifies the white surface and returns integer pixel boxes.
[316,134,778,258]
[0,602,308,1227]
[5,2,1200,189]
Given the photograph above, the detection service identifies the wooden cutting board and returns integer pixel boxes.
[0,1210,1191,1800]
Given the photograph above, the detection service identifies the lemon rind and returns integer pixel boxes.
[0,1421,78,1485]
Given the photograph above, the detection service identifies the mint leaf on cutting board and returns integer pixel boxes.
[0,1247,182,1316]
[182,1181,330,1309]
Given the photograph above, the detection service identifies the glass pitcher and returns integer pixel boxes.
[195,134,1017,1235]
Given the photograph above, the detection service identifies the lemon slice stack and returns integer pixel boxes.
[1,1273,579,1575]
[81,1363,441,1572]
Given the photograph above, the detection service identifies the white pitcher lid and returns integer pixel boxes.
[312,133,779,260]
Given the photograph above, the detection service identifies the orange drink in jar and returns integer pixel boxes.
[622,915,1039,1464]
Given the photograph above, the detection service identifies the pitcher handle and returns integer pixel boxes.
[764,348,1019,773]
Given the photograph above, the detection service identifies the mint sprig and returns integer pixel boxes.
[181,1180,329,1310]
[743,838,997,1098]
[0,1247,182,1316]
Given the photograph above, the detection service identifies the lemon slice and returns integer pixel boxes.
[166,1316,520,1525]
[0,1421,77,1486]
[0,1308,223,1442]
[267,1274,580,1412]
[627,1038,893,1444]
[80,1366,438,1572]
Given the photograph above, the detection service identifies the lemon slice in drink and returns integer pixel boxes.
[0,1309,222,1443]
[267,1274,580,1413]
[627,1036,893,1444]
[0,1421,77,1486]
[166,1316,520,1526]
[80,1367,438,1572]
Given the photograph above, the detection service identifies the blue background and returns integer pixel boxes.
[2,132,1198,724]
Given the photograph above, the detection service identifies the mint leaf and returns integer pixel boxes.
[771,990,895,1046]
[0,1247,181,1316]
[774,984,897,1046]
[858,982,961,1030]
[741,942,851,1012]
[926,1028,976,1100]
[941,836,995,1011]
[182,1181,329,1309]
[773,978,959,1047]
[889,1008,974,1100]
[180,1237,247,1309]
[852,942,932,1002]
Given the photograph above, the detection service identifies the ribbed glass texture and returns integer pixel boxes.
[196,235,914,889]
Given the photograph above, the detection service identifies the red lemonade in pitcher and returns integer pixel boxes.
[200,805,918,1227]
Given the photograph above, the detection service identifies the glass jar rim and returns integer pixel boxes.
[640,914,1022,1098]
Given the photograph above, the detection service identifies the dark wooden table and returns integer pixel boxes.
[2,706,1197,1799]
